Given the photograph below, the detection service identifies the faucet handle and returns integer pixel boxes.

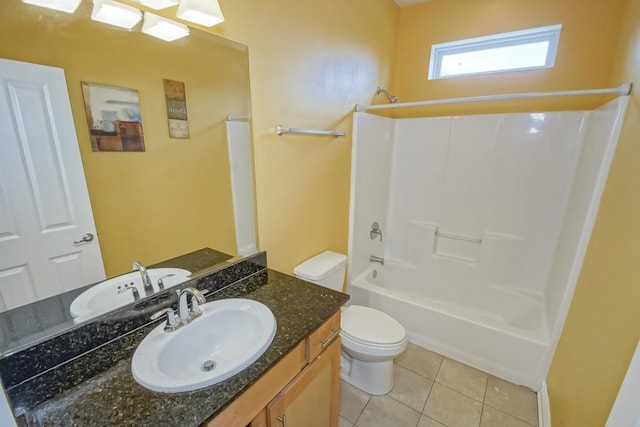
[151,308,181,332]
[370,222,383,241]
[116,283,140,300]
[157,273,177,290]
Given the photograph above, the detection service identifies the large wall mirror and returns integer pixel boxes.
[0,0,257,353]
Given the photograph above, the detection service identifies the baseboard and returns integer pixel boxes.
[538,381,551,427]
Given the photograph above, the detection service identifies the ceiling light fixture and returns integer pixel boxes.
[21,0,82,13]
[142,12,190,42]
[91,0,142,30]
[135,0,179,10]
[176,0,225,27]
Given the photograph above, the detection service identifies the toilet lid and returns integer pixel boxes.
[341,305,405,346]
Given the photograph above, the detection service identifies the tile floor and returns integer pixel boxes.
[339,343,538,427]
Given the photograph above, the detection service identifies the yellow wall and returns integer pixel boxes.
[393,0,626,117]
[547,0,640,424]
[208,0,400,273]
[0,2,250,276]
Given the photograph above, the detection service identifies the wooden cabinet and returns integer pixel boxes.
[306,311,341,363]
[207,311,342,427]
[267,337,341,427]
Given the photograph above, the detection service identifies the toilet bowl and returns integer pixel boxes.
[294,251,407,395]
[340,304,407,395]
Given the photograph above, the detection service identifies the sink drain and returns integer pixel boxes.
[202,360,216,372]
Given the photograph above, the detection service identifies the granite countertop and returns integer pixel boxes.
[19,270,349,427]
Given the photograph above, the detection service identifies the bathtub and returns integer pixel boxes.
[348,263,549,389]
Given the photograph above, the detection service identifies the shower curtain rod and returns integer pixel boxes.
[355,83,632,112]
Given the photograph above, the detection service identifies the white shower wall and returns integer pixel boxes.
[541,97,629,375]
[385,111,586,298]
[348,114,394,276]
[348,97,628,386]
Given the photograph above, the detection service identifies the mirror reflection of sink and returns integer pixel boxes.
[70,268,191,322]
[131,298,276,393]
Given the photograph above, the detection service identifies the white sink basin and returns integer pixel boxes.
[70,268,191,322]
[131,298,276,393]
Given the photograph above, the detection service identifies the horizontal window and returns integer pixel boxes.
[428,24,562,80]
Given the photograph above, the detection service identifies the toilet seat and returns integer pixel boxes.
[341,305,406,347]
[341,331,404,350]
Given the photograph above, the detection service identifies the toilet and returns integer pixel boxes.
[294,251,407,395]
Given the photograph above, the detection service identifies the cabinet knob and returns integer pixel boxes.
[276,415,286,426]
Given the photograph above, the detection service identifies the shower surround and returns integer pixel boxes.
[348,98,628,388]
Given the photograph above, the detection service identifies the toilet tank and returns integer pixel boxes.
[293,251,347,292]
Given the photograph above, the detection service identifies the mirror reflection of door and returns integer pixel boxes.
[0,58,106,312]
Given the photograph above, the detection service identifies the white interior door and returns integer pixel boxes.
[0,58,105,312]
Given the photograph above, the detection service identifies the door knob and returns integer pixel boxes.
[73,233,94,244]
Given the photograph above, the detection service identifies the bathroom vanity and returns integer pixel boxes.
[5,252,348,426]
[211,312,342,427]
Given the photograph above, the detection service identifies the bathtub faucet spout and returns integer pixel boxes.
[370,255,385,265]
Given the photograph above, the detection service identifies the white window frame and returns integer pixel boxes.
[428,24,562,80]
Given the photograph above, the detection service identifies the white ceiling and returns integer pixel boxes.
[394,0,432,7]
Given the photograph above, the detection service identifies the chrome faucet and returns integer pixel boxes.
[116,283,140,300]
[132,261,154,295]
[150,287,208,332]
[370,255,385,265]
[177,287,207,324]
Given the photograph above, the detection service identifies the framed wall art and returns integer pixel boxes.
[81,82,145,152]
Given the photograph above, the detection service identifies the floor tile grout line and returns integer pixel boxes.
[352,393,372,426]
[434,356,444,380]
[420,414,446,427]
[483,403,538,427]
[485,375,539,425]
[395,363,437,381]
[394,360,442,382]
[422,382,484,426]
[432,379,487,404]
[432,371,489,403]
[386,391,428,416]
[434,357,492,393]
[420,378,435,414]
[437,356,496,388]
[481,375,489,403]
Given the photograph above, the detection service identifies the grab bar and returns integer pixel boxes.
[227,115,250,121]
[276,124,345,138]
[435,229,482,244]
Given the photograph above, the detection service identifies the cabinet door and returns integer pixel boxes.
[267,337,341,427]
